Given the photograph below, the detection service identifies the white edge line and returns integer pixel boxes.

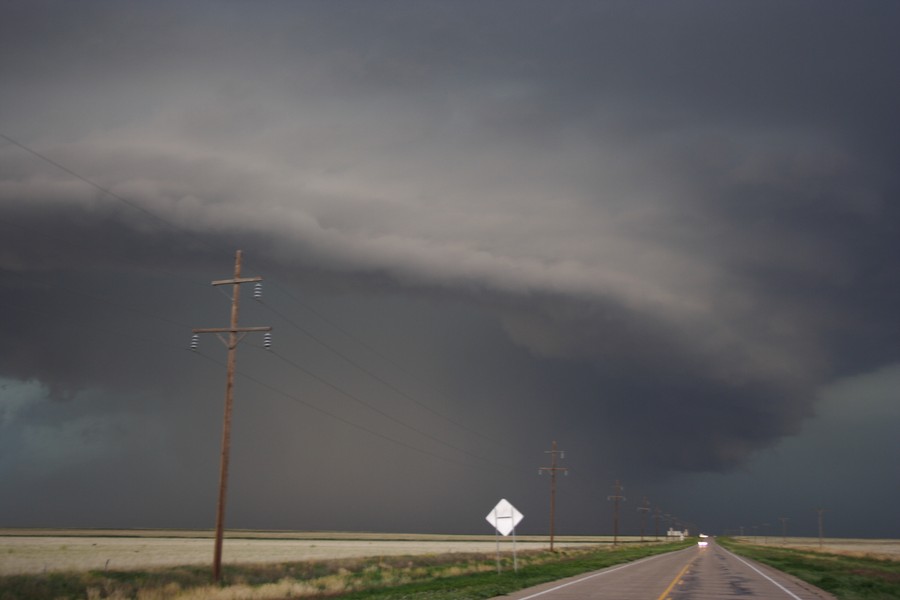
[722,546,804,600]
[513,548,691,600]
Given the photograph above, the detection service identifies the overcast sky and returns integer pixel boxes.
[1,0,899,539]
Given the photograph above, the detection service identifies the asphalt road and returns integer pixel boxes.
[492,540,835,599]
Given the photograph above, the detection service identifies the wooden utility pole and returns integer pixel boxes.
[816,508,827,548]
[607,480,626,546]
[538,441,568,551]
[192,250,271,583]
[637,497,650,542]
[654,507,662,541]
[779,517,789,545]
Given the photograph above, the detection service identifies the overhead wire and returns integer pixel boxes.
[257,296,504,448]
[6,134,513,462]
[4,131,690,535]
[2,269,193,332]
[192,348,494,473]
[1,132,524,477]
[4,299,194,354]
[2,279,499,477]
[264,346,516,473]
[0,203,213,296]
[0,133,203,246]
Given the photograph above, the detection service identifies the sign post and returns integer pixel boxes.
[486,498,524,573]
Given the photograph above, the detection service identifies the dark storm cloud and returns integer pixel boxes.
[1,1,899,534]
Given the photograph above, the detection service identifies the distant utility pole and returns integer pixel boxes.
[637,497,650,542]
[607,480,626,546]
[191,250,271,583]
[654,507,662,541]
[538,441,568,551]
[816,508,827,548]
[763,522,770,545]
[779,517,789,545]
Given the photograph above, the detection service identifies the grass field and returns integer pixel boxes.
[0,530,640,576]
[729,536,900,560]
[0,532,690,600]
[4,530,897,600]
[721,537,900,600]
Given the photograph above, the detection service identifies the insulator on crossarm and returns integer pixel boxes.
[253,282,262,300]
[190,334,199,351]
[263,332,272,350]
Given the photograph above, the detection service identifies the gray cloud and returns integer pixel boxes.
[1,0,899,536]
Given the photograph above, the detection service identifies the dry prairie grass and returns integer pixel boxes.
[733,537,900,561]
[0,531,618,576]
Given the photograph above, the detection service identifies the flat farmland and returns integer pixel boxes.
[0,529,611,575]
[733,536,900,560]
[6,530,894,577]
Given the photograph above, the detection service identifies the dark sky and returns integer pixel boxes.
[2,0,899,539]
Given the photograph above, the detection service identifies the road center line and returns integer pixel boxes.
[722,546,803,600]
[655,555,696,600]
[513,549,690,600]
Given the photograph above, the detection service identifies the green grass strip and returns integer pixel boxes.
[719,538,900,600]
[334,542,694,600]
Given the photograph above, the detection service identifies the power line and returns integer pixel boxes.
[5,297,189,352]
[6,274,191,331]
[2,248,511,481]
[257,296,502,449]
[0,216,209,291]
[2,134,511,465]
[2,137,538,529]
[192,350,494,474]
[267,347,514,473]
[0,133,210,249]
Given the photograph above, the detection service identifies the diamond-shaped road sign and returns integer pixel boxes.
[486,498,524,536]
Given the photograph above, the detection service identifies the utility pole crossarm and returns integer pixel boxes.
[211,276,263,286]
[192,326,272,334]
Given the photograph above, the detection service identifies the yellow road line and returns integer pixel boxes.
[656,555,696,600]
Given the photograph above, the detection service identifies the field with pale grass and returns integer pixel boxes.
[8,529,894,580]
[0,529,616,575]
[732,536,900,560]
